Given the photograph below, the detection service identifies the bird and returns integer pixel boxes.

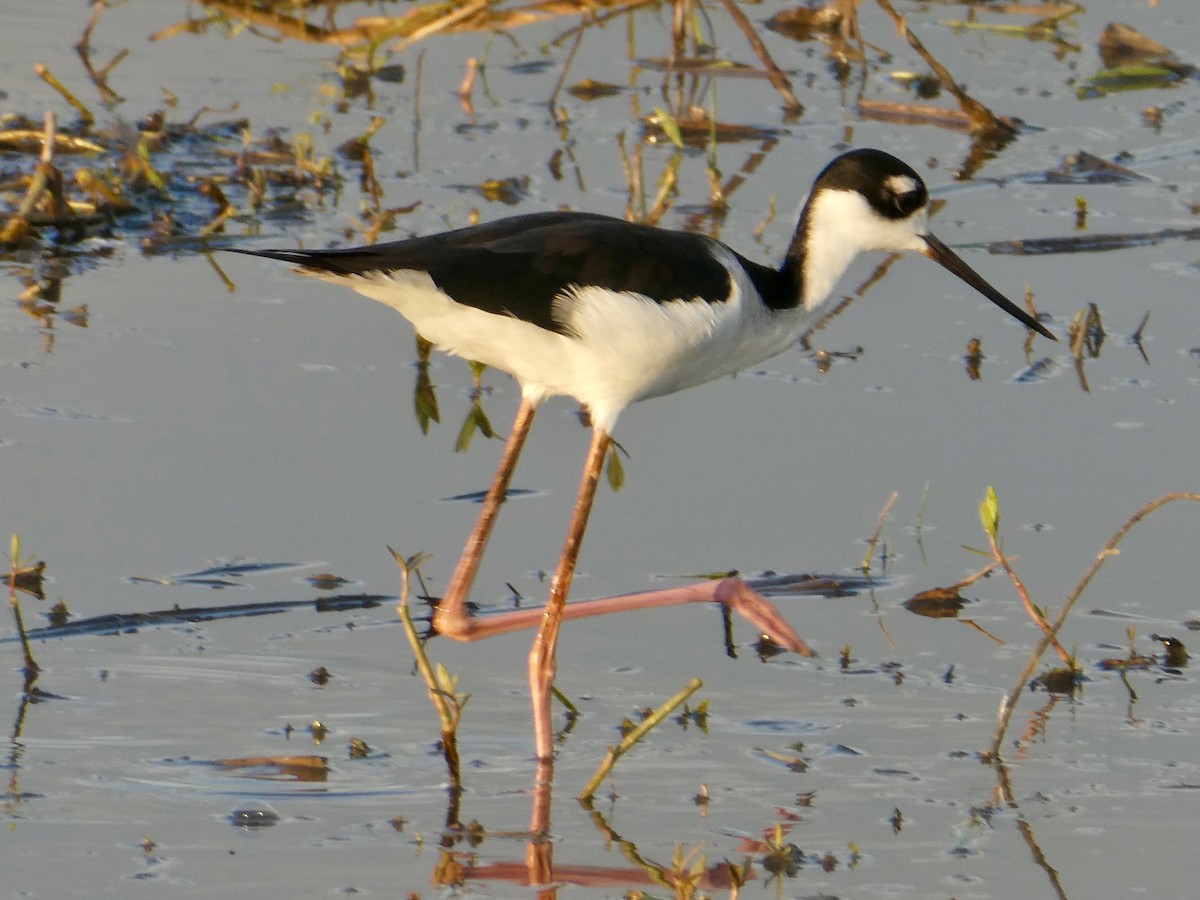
[227,148,1056,764]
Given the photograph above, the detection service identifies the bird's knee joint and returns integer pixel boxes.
[431,609,478,643]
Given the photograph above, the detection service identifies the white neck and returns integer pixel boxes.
[800,190,928,310]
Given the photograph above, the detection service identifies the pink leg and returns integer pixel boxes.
[433,395,537,640]
[529,427,612,764]
[427,409,814,767]
[436,578,813,653]
[429,408,812,657]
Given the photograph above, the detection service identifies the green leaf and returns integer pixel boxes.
[606,443,624,492]
[650,107,684,149]
[454,410,474,453]
[475,405,495,440]
[455,404,493,453]
[1077,64,1181,99]
[137,137,166,190]
[979,486,999,539]
[390,549,430,573]
[413,371,440,435]
[434,663,458,696]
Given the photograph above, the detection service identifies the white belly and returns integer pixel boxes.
[308,258,810,433]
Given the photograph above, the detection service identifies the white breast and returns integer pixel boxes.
[306,244,811,433]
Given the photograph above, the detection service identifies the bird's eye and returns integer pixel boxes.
[895,190,924,217]
[879,173,925,219]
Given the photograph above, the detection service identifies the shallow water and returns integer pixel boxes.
[4,1,1200,897]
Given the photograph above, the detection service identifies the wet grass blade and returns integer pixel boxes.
[579,676,702,801]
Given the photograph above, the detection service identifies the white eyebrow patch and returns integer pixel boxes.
[884,174,919,196]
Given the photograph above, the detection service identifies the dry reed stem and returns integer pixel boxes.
[988,530,1071,664]
[392,549,465,797]
[873,0,1012,137]
[548,17,587,113]
[7,535,40,690]
[988,492,1200,758]
[861,490,898,572]
[712,0,802,113]
[393,0,493,50]
[33,65,94,126]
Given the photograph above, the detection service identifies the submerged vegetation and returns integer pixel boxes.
[4,0,1136,264]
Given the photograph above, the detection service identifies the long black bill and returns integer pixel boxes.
[922,233,1056,341]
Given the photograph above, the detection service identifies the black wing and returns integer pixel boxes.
[227,212,762,334]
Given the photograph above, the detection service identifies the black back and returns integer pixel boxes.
[225,149,931,325]
[228,212,762,334]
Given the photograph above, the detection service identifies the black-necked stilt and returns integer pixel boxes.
[228,148,1055,762]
